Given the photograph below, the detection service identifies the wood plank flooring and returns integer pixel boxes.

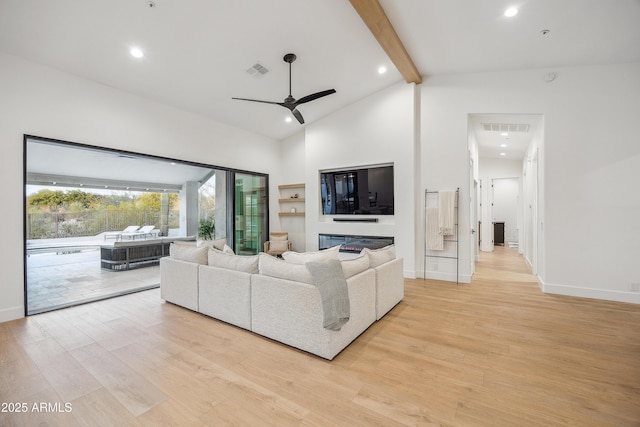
[2,247,639,426]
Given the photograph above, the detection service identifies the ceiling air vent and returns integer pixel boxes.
[482,123,530,133]
[246,62,270,77]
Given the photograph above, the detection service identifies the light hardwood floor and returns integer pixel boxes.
[2,247,639,426]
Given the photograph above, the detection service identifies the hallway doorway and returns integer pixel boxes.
[467,113,544,278]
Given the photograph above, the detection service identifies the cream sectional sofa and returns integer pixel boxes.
[160,242,404,360]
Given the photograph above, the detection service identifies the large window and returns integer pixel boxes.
[24,136,268,315]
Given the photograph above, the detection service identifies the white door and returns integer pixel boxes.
[492,178,519,245]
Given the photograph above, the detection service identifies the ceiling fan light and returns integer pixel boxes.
[130,47,144,58]
[504,7,518,17]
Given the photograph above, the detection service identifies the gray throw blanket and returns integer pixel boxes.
[306,259,350,331]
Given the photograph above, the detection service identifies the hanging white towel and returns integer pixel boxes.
[426,207,443,250]
[438,191,456,236]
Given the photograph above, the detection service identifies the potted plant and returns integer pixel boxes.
[198,218,215,240]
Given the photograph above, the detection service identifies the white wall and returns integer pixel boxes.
[0,53,282,322]
[421,62,640,303]
[304,82,418,277]
[276,131,306,251]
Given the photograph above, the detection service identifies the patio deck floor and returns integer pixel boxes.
[26,235,161,315]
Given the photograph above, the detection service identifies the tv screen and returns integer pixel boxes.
[320,165,394,215]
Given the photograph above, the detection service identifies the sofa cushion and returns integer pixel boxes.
[341,252,370,278]
[172,240,197,247]
[208,249,259,273]
[268,240,290,252]
[170,244,208,265]
[197,237,227,250]
[258,253,314,284]
[363,245,396,267]
[281,245,340,265]
[223,244,235,255]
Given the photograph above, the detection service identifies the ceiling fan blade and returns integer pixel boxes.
[232,97,282,106]
[295,89,336,105]
[291,108,305,124]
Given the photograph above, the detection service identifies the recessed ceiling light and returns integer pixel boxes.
[500,152,507,156]
[500,143,508,147]
[130,47,144,58]
[378,66,387,75]
[504,7,518,17]
[285,116,292,123]
[501,132,508,136]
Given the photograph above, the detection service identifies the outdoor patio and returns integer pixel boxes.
[26,234,161,314]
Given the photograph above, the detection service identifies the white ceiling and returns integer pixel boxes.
[26,138,215,192]
[3,0,640,161]
[470,114,543,160]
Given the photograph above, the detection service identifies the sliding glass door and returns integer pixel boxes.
[25,135,269,315]
[234,173,267,255]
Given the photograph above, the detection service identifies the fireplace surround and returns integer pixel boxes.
[319,233,394,253]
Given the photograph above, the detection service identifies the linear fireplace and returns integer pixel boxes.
[319,233,394,253]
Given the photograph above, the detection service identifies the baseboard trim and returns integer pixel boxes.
[541,280,640,304]
[0,306,24,323]
[403,270,417,280]
[422,271,472,284]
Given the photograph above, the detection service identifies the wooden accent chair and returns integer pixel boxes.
[264,232,292,257]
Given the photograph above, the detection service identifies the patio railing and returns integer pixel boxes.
[26,209,180,240]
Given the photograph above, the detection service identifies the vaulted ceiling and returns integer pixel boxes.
[2,0,639,144]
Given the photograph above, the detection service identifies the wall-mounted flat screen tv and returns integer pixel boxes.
[320,164,394,215]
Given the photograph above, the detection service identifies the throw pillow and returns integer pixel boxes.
[341,252,370,278]
[197,237,227,250]
[170,244,208,265]
[363,245,396,268]
[270,234,288,241]
[268,240,290,252]
[222,244,235,255]
[208,249,258,273]
[281,245,340,265]
[258,253,314,284]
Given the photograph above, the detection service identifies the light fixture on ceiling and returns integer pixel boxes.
[501,143,508,147]
[500,152,507,156]
[285,116,292,123]
[501,132,508,136]
[504,7,518,17]
[378,65,387,75]
[130,47,144,58]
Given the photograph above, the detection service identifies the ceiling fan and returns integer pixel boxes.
[232,53,336,124]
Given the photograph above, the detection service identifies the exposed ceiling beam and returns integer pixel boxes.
[349,0,422,84]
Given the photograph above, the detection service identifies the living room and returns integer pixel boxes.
[1,0,640,425]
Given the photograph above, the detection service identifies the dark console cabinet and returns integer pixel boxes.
[493,222,505,246]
